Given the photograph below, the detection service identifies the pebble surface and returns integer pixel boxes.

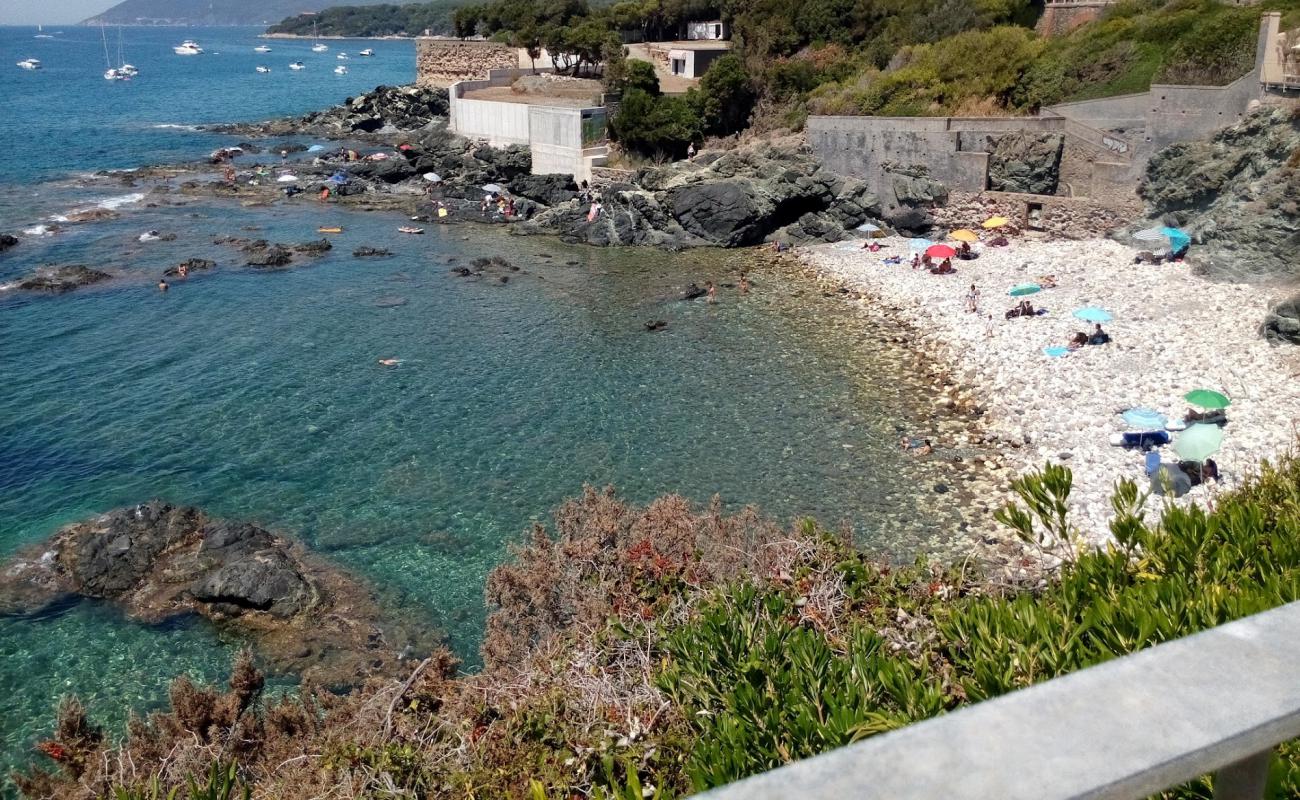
[802,235,1300,543]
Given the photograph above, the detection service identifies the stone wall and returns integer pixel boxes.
[417,39,518,88]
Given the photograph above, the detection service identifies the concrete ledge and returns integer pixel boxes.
[696,602,1300,800]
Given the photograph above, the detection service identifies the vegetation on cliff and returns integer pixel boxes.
[17,450,1300,799]
[267,1,465,36]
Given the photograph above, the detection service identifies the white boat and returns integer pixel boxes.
[333,65,348,75]
[311,21,328,52]
[337,52,349,60]
[101,24,129,80]
[34,24,53,39]
[17,58,41,70]
[254,45,271,53]
[116,29,138,76]
[173,40,203,55]
[256,65,271,73]
[358,48,374,57]
[289,61,305,70]
[120,63,139,76]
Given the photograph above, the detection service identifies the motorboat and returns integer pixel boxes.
[120,63,139,76]
[334,65,348,75]
[358,48,374,57]
[337,52,349,60]
[254,45,271,53]
[173,40,203,55]
[17,58,41,70]
[256,65,271,73]
[289,61,305,70]
[104,67,129,81]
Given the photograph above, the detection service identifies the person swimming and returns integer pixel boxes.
[157,279,168,292]
[378,358,401,366]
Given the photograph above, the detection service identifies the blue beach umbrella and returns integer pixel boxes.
[1043,346,1070,358]
[1073,307,1113,323]
[307,144,326,153]
[1009,283,1041,297]
[1160,226,1191,251]
[1122,408,1167,430]
[909,238,933,252]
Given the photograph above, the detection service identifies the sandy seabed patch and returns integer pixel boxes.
[803,236,1300,543]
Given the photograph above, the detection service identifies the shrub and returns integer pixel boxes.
[609,90,702,158]
[694,54,757,136]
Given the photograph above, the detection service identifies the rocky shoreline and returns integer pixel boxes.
[803,234,1300,544]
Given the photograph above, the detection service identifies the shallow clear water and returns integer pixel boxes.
[0,24,984,786]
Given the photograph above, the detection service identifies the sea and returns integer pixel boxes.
[0,25,980,784]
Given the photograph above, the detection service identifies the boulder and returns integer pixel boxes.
[509,173,578,205]
[987,132,1064,195]
[17,265,112,293]
[668,181,763,246]
[163,258,216,277]
[1261,292,1300,345]
[292,239,333,255]
[0,233,17,253]
[246,245,293,267]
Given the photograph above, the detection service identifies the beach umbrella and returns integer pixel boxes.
[1073,307,1113,323]
[926,244,956,258]
[1132,227,1165,242]
[982,216,1009,229]
[423,172,442,183]
[1174,423,1224,463]
[856,222,881,232]
[951,229,980,242]
[481,183,504,194]
[1184,389,1231,409]
[307,144,326,153]
[1160,226,1191,251]
[1043,346,1070,358]
[1123,408,1167,430]
[908,238,933,252]
[1009,283,1041,297]
[276,174,299,183]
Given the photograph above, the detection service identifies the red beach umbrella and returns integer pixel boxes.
[926,244,956,258]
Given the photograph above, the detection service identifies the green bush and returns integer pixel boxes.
[611,89,702,158]
[107,762,250,800]
[693,54,756,135]
[659,455,1300,796]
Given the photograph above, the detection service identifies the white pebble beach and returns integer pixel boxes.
[803,235,1300,542]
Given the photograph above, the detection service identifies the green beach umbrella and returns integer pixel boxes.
[1174,423,1224,463]
[1184,389,1231,410]
[1009,283,1041,297]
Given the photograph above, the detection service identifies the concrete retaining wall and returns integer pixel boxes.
[417,39,519,88]
[1043,93,1147,133]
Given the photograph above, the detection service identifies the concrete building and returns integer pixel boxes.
[447,69,609,182]
[667,43,729,79]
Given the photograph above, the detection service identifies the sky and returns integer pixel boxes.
[0,0,117,25]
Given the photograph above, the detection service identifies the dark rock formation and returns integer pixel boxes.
[245,245,293,268]
[214,85,450,138]
[987,132,1064,195]
[16,265,112,293]
[292,239,333,255]
[508,173,579,206]
[669,181,763,246]
[1137,109,1300,282]
[880,164,948,234]
[1261,292,1300,345]
[353,246,393,258]
[0,502,437,686]
[163,258,216,277]
[0,233,18,253]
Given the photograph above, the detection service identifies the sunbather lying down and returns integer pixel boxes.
[1037,275,1057,288]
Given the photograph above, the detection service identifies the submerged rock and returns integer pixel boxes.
[0,233,18,253]
[353,246,393,258]
[17,265,112,293]
[245,245,293,268]
[0,501,438,686]
[163,258,216,277]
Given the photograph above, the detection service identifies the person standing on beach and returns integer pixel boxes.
[739,274,750,295]
[706,281,717,304]
[984,314,994,338]
[965,283,980,313]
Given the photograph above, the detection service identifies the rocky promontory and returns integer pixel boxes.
[212,84,450,138]
[0,502,440,687]
[1138,108,1300,283]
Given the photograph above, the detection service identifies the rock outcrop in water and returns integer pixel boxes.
[16,265,112,293]
[0,233,17,253]
[1137,108,1300,283]
[215,85,451,137]
[0,502,437,687]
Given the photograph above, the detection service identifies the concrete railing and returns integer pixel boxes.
[696,601,1300,800]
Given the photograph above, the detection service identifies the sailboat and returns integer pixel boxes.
[102,23,129,80]
[34,24,54,39]
[311,21,329,52]
[116,27,138,77]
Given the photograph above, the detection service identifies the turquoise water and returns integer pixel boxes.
[0,25,983,787]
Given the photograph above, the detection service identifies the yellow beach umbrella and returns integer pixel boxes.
[982,216,1010,229]
[951,229,980,242]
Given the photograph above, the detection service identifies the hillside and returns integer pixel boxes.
[267,2,464,37]
[83,0,403,27]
